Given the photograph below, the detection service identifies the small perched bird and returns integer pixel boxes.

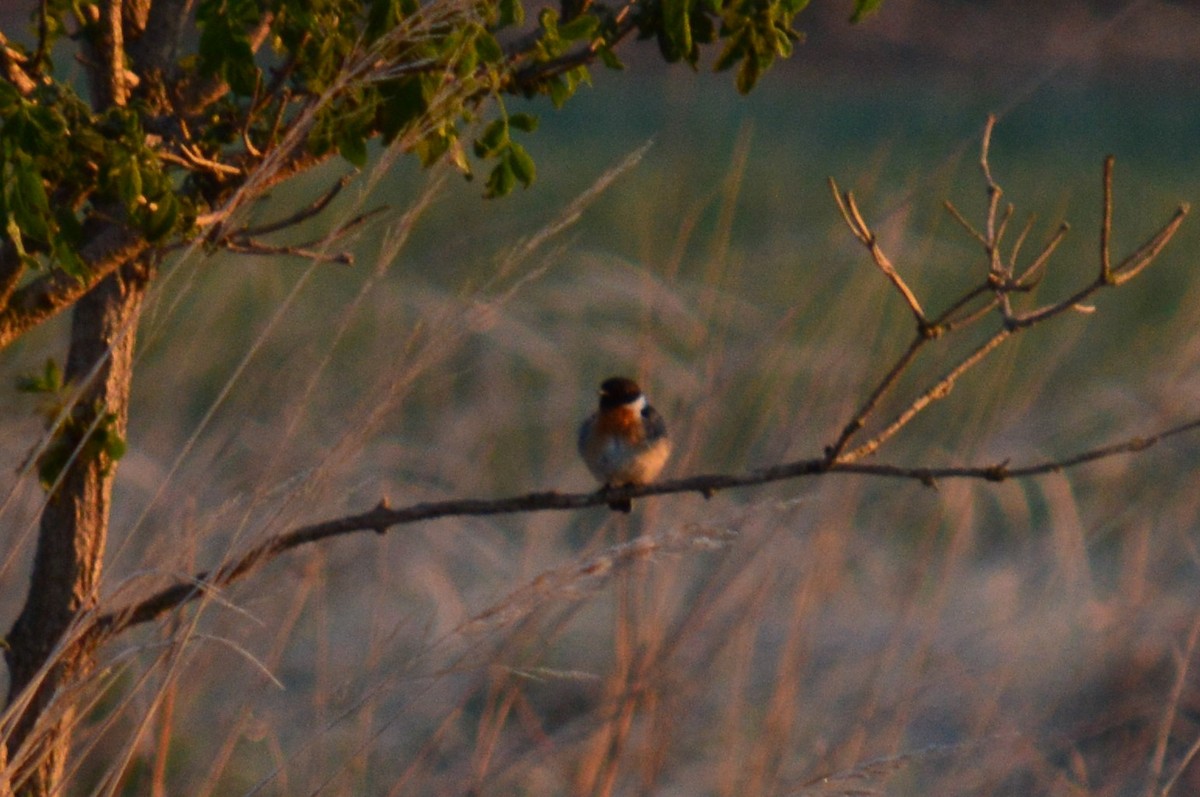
[578,376,671,512]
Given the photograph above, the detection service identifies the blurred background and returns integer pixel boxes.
[4,0,1200,794]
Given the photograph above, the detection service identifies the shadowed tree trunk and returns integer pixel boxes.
[4,259,151,794]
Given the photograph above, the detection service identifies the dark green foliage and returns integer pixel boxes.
[17,360,126,490]
[0,82,186,274]
[0,0,879,267]
[850,0,884,23]
[475,112,538,197]
[196,0,263,96]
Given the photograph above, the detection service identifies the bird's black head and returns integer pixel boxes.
[598,376,643,409]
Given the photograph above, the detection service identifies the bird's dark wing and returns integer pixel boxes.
[577,415,596,455]
[641,405,668,440]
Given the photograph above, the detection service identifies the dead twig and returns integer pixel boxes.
[219,240,354,265]
[829,177,928,328]
[233,175,354,238]
[822,118,1187,466]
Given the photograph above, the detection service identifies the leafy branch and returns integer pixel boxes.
[0,0,873,356]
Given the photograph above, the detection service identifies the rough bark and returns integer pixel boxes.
[3,259,152,795]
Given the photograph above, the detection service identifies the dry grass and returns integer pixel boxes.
[3,64,1200,797]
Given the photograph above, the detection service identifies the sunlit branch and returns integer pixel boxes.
[232,175,354,238]
[828,178,928,327]
[840,328,1012,463]
[0,222,149,352]
[822,122,1186,468]
[219,240,354,265]
[92,414,1200,640]
[1008,204,1188,329]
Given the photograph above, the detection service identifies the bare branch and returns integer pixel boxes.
[828,178,928,327]
[210,193,387,265]
[979,115,1002,265]
[1009,204,1188,328]
[825,337,924,461]
[943,200,986,246]
[842,328,1012,463]
[821,141,1184,474]
[1014,221,1069,285]
[1109,202,1190,286]
[219,240,354,265]
[232,175,354,238]
[92,414,1200,639]
[1008,212,1036,271]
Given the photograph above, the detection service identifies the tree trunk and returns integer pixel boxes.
[4,259,151,795]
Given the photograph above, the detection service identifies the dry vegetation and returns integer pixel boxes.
[4,77,1200,797]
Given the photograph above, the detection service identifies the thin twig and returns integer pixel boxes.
[943,200,986,246]
[829,178,927,327]
[1009,205,1188,328]
[231,175,354,238]
[842,328,1013,463]
[220,240,354,265]
[1008,212,1036,270]
[1101,155,1114,282]
[1109,203,1190,286]
[825,337,925,461]
[1014,221,1070,286]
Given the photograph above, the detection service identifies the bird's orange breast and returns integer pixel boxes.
[594,406,646,444]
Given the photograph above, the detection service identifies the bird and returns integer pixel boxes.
[577,376,671,512]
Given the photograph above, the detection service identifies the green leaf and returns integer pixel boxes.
[474,118,508,158]
[772,28,794,57]
[850,0,883,23]
[116,158,143,207]
[378,77,428,143]
[338,130,369,167]
[735,53,760,94]
[36,408,128,491]
[508,142,536,187]
[196,0,261,95]
[11,158,52,242]
[143,194,180,242]
[713,34,744,72]
[16,358,62,394]
[414,130,453,167]
[484,159,516,198]
[506,143,535,187]
[597,45,625,70]
[538,7,560,36]
[475,31,504,63]
[498,0,524,27]
[367,0,403,39]
[51,235,86,277]
[558,14,598,42]
[4,215,31,267]
[508,113,539,133]
[99,418,127,462]
[659,0,693,62]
